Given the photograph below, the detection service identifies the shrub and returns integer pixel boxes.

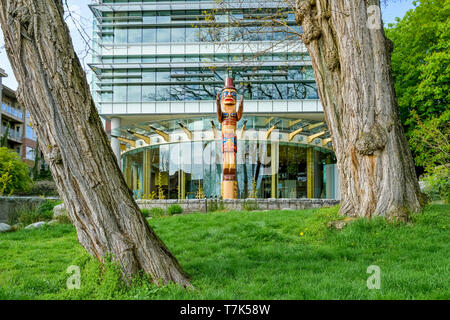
[36,200,60,217]
[12,200,60,226]
[149,207,165,218]
[167,204,183,215]
[6,206,22,225]
[141,208,150,218]
[421,165,450,203]
[0,147,32,195]
[17,208,45,226]
[55,214,72,225]
[26,180,58,197]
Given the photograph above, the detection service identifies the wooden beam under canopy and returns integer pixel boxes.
[266,120,281,140]
[288,127,304,141]
[148,125,170,142]
[288,119,303,127]
[178,122,193,140]
[322,138,332,146]
[239,120,247,139]
[307,122,325,130]
[111,135,136,148]
[210,121,218,139]
[127,130,151,144]
[307,131,326,143]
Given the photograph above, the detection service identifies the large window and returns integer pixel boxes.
[104,66,318,102]
[122,132,334,200]
[114,28,127,43]
[171,27,185,43]
[26,125,36,140]
[113,85,127,102]
[128,28,142,43]
[128,85,141,102]
[157,28,170,43]
[143,28,156,42]
[142,85,156,101]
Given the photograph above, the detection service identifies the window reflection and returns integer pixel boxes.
[105,67,318,102]
[157,28,170,42]
[113,85,127,102]
[128,28,142,43]
[171,27,185,43]
[122,135,335,200]
[142,85,156,101]
[114,28,127,43]
[143,28,156,43]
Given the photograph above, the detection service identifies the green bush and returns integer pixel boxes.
[10,200,60,226]
[167,204,183,215]
[0,147,32,195]
[37,200,60,217]
[141,208,150,218]
[422,165,450,203]
[55,214,72,225]
[149,207,165,218]
[26,180,58,197]
[17,208,47,226]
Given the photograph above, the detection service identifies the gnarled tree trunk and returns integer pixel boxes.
[0,0,191,287]
[293,0,424,220]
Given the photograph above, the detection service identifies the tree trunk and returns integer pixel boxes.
[293,0,424,220]
[0,0,191,287]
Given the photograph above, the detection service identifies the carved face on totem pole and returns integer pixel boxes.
[216,78,244,199]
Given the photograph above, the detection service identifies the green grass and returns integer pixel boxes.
[0,204,448,300]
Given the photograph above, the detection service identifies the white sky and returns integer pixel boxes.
[0,0,417,91]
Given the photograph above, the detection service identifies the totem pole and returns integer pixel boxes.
[216,78,244,199]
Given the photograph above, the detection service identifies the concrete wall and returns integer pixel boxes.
[0,196,60,223]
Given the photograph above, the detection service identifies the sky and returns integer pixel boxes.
[0,0,417,91]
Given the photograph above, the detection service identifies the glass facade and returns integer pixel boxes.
[97,67,317,103]
[90,0,318,110]
[118,116,337,200]
[124,140,335,200]
[90,1,339,199]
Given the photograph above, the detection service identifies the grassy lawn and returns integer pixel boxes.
[0,204,448,300]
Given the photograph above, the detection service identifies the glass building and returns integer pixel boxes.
[89,0,339,200]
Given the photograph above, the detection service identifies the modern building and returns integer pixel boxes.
[0,68,39,167]
[89,0,339,200]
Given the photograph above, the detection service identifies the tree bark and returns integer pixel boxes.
[293,0,424,220]
[0,0,191,287]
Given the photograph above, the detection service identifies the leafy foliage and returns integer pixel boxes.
[408,109,449,171]
[421,165,450,203]
[26,180,59,197]
[0,123,10,148]
[0,147,31,195]
[167,204,183,215]
[8,200,61,226]
[149,207,166,218]
[386,0,449,165]
[140,208,150,218]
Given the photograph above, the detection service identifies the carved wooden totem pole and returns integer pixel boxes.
[216,78,244,199]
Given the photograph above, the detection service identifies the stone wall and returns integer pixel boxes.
[138,198,340,214]
[1,197,340,223]
[0,196,60,223]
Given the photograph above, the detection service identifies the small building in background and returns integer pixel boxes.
[0,67,40,168]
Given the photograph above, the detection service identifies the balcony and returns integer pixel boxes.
[1,126,22,143]
[1,103,24,122]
